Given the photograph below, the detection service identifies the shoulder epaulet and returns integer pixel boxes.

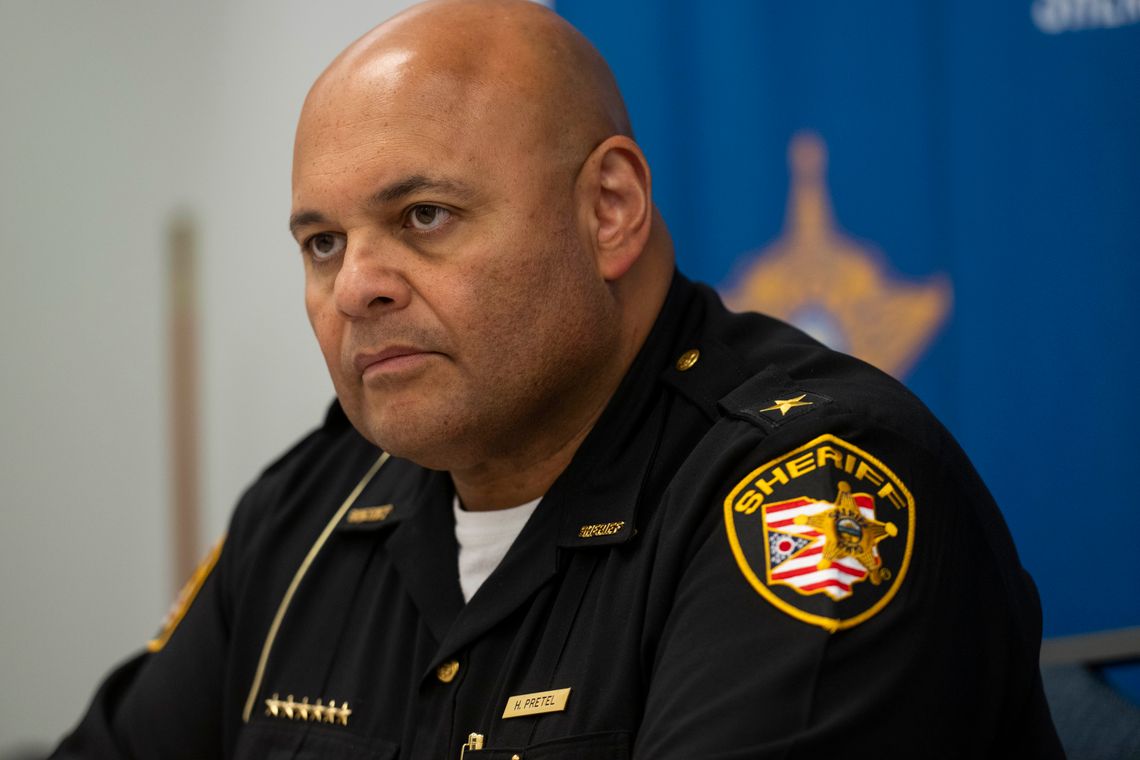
[717,365,832,429]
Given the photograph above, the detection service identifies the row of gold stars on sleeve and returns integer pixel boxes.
[265,693,351,726]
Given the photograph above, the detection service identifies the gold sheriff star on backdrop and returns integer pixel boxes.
[722,132,952,379]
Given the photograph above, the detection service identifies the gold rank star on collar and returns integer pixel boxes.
[761,394,813,417]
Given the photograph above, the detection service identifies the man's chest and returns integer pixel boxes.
[228,537,654,760]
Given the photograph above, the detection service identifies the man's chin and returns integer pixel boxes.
[367,435,463,472]
[344,408,460,471]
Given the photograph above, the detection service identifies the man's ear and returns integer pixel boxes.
[577,135,652,281]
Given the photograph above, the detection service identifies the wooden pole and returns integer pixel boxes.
[167,213,201,592]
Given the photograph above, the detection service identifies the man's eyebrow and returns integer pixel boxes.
[370,175,477,205]
[289,176,477,237]
[288,210,329,238]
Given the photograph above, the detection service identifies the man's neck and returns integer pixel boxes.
[451,246,675,512]
[449,398,603,511]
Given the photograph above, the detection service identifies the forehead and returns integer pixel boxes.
[292,60,546,204]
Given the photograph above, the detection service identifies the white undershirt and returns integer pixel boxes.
[453,495,541,603]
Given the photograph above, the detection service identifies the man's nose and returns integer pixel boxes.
[332,240,413,318]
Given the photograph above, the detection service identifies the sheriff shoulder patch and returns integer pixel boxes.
[147,535,225,653]
[723,434,914,632]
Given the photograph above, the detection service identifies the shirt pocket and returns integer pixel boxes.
[467,730,631,760]
[526,731,631,759]
[233,720,399,760]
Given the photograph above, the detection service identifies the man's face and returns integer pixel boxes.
[291,59,619,473]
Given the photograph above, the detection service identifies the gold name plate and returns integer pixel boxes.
[345,505,394,524]
[502,687,571,719]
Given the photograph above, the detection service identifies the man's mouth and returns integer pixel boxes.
[353,346,438,379]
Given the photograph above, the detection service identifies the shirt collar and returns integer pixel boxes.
[550,271,700,548]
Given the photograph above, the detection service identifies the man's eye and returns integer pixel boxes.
[305,232,346,261]
[406,205,451,232]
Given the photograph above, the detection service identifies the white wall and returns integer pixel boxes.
[0,1,436,751]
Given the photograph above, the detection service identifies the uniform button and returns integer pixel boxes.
[675,348,700,371]
[436,659,460,683]
[512,755,521,760]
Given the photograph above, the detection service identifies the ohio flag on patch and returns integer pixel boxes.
[763,490,883,601]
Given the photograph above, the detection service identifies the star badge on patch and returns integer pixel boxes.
[723,434,914,631]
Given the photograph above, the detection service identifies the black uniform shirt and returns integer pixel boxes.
[53,274,1064,759]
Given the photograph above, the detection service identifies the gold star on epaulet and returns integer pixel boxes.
[760,394,814,417]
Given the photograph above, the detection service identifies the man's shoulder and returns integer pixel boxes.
[656,286,961,543]
[226,400,384,553]
[670,303,956,526]
[678,281,944,453]
[662,284,1003,576]
[254,398,356,478]
[652,288,1029,639]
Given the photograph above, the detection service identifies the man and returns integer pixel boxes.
[54,1,1064,757]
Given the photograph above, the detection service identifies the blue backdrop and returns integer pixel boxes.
[556,0,1140,695]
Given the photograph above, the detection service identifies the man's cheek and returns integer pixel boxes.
[309,319,348,391]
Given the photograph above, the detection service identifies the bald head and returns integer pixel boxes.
[305,0,631,168]
[293,0,673,505]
